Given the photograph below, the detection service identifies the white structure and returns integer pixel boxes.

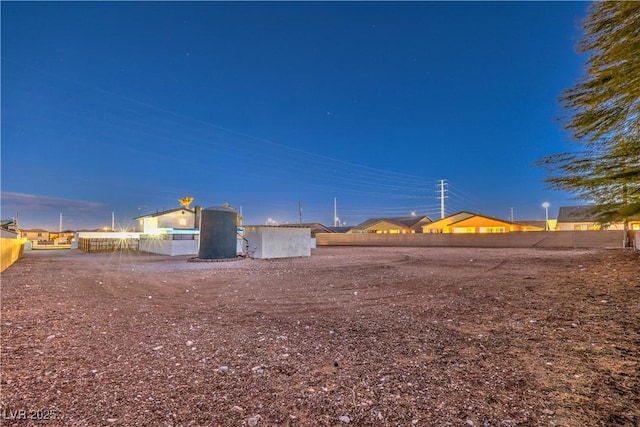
[1,229,19,239]
[133,208,200,256]
[133,208,196,234]
[243,226,311,259]
[139,238,198,256]
[76,231,141,239]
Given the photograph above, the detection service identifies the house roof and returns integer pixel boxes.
[275,223,336,235]
[327,226,353,233]
[516,220,547,229]
[423,212,475,228]
[424,211,518,228]
[133,207,195,220]
[557,205,640,223]
[352,216,432,231]
[557,206,601,223]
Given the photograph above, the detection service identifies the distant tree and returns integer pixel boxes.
[538,1,640,245]
[179,196,194,210]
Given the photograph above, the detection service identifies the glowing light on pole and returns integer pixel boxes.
[542,202,550,231]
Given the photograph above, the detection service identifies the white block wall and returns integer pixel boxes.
[139,239,198,256]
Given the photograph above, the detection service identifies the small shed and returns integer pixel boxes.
[243,226,311,259]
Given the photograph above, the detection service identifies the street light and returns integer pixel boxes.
[542,202,550,231]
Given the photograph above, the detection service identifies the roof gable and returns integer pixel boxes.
[133,207,195,220]
[557,205,640,222]
[423,211,523,229]
[423,212,475,228]
[451,216,512,228]
[353,216,431,231]
[447,213,516,227]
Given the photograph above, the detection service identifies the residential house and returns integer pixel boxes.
[133,208,197,235]
[1,221,19,239]
[349,216,432,234]
[422,211,544,234]
[54,230,76,244]
[556,205,640,231]
[1,219,18,233]
[21,229,52,242]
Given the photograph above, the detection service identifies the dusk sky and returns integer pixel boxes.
[1,1,590,230]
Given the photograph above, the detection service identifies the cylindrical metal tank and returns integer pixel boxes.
[198,206,237,260]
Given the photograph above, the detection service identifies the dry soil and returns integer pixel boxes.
[1,247,638,426]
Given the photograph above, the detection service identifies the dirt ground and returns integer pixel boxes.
[1,246,638,426]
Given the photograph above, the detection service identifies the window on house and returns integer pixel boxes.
[178,218,187,226]
[452,227,475,233]
[480,227,505,233]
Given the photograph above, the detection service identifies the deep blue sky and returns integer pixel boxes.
[1,1,589,230]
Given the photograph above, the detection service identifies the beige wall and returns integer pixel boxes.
[316,230,626,248]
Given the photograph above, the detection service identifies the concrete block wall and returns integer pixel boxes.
[315,230,626,249]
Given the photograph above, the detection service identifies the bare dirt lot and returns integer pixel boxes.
[1,247,638,426]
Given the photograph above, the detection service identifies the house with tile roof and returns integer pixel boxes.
[421,211,544,234]
[556,205,640,231]
[21,229,52,241]
[349,215,432,234]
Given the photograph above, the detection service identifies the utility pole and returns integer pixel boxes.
[510,207,514,222]
[298,202,303,224]
[438,180,447,219]
[112,212,115,231]
[59,213,63,233]
[333,198,338,227]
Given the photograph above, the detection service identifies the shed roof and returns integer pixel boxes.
[275,223,335,235]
